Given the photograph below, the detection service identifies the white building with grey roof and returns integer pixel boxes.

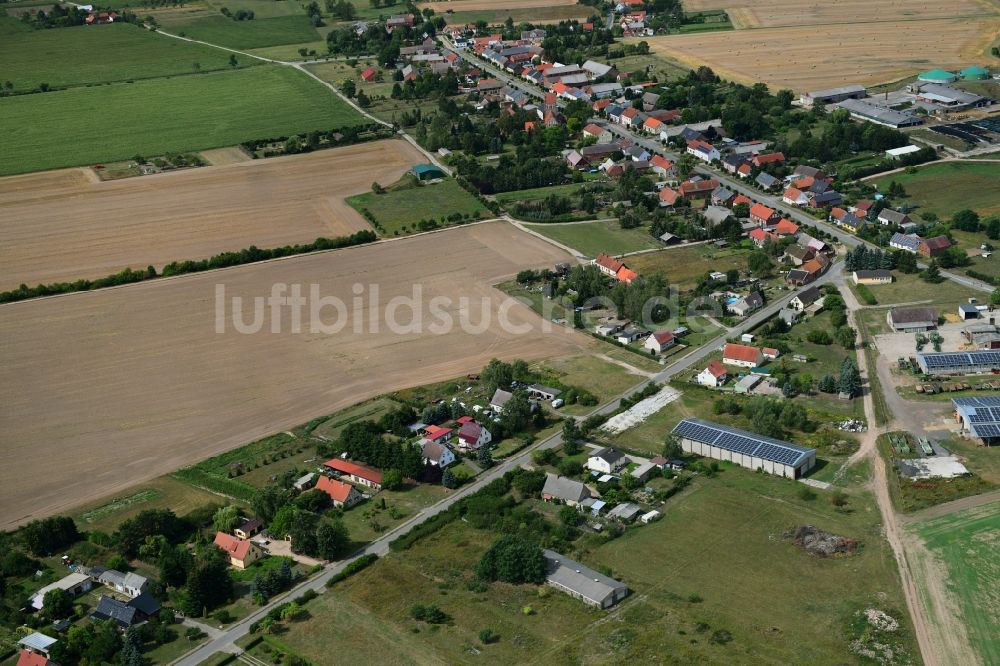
[543,550,629,609]
[542,474,591,505]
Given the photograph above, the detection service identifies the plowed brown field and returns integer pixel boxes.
[0,222,588,528]
[0,140,425,290]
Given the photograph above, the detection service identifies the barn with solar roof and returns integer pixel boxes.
[915,350,1000,376]
[671,418,816,479]
[953,397,1000,445]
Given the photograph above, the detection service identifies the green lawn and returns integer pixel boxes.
[525,220,661,257]
[530,353,647,414]
[339,482,451,545]
[608,51,690,82]
[279,472,918,664]
[913,500,1000,664]
[166,14,322,49]
[446,5,590,25]
[0,65,366,175]
[0,23,260,91]
[628,244,750,290]
[347,178,490,236]
[494,182,594,205]
[871,161,1000,219]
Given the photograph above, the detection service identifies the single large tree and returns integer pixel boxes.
[476,535,547,584]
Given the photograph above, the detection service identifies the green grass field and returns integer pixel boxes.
[165,14,321,49]
[914,500,1000,663]
[872,161,1000,219]
[524,220,661,257]
[628,244,750,290]
[0,23,260,91]
[347,178,490,236]
[0,65,365,175]
[278,471,917,664]
[446,5,590,25]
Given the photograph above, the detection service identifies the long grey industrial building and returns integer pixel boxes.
[916,350,1000,375]
[543,550,629,608]
[671,418,816,478]
[836,98,923,128]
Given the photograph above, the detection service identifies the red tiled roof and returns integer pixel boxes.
[706,360,727,378]
[617,266,639,283]
[830,207,847,220]
[792,176,814,188]
[456,415,473,424]
[651,330,674,344]
[424,424,451,441]
[644,117,664,129]
[622,107,639,118]
[753,152,785,165]
[324,458,383,484]
[595,253,625,272]
[316,476,356,503]
[659,187,679,205]
[737,163,752,174]
[214,532,254,561]
[583,123,604,136]
[16,651,52,666]
[723,343,762,364]
[921,236,952,251]
[459,420,483,443]
[775,218,799,235]
[749,228,777,243]
[593,98,611,111]
[650,155,673,170]
[783,187,804,200]
[733,194,752,207]
[750,202,776,220]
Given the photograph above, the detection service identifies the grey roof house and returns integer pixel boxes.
[543,550,629,608]
[542,474,590,505]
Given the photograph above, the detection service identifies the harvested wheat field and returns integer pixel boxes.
[0,221,589,528]
[647,16,1000,92]
[683,0,993,27]
[0,139,424,290]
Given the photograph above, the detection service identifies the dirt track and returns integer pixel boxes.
[0,222,589,528]
[0,140,425,289]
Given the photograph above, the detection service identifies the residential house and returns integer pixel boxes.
[752,152,785,167]
[722,343,763,368]
[755,172,779,191]
[749,227,779,247]
[787,255,830,285]
[587,447,627,474]
[565,150,588,170]
[457,420,491,450]
[422,424,453,444]
[890,232,921,253]
[659,187,680,207]
[696,361,729,387]
[793,165,825,180]
[421,441,456,468]
[615,324,647,344]
[593,253,624,277]
[541,474,590,505]
[702,205,732,226]
[851,200,874,217]
[650,154,674,178]
[722,154,748,174]
[293,473,316,491]
[213,532,263,569]
[853,270,893,285]
[732,194,753,209]
[490,388,514,413]
[782,187,809,206]
[234,518,263,540]
[839,213,866,234]
[749,203,779,226]
[790,285,825,310]
[919,236,952,258]
[316,476,363,508]
[809,190,842,208]
[763,347,780,360]
[620,107,641,128]
[729,291,763,317]
[784,244,815,266]
[324,458,383,489]
[686,139,720,162]
[711,186,736,207]
[677,177,719,200]
[877,208,911,226]
[90,593,160,629]
[774,218,799,236]
[644,330,675,353]
[95,569,148,599]
[360,67,376,82]
[736,162,753,178]
[16,648,55,666]
[641,91,661,111]
[624,145,651,162]
[582,123,611,142]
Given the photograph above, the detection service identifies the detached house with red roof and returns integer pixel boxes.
[782,187,809,206]
[650,154,675,178]
[696,361,729,387]
[213,532,263,569]
[722,343,764,368]
[751,152,784,168]
[659,187,680,207]
[324,458,383,490]
[582,123,610,142]
[749,203,779,226]
[316,476,362,508]
[620,106,640,128]
[422,424,452,444]
[593,253,625,278]
[361,67,376,82]
[457,420,492,451]
[774,218,800,236]
[686,139,720,163]
[919,236,952,258]
[644,330,675,354]
[678,177,719,200]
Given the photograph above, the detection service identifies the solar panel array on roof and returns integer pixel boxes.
[953,397,1000,439]
[671,418,815,467]
[919,351,1000,369]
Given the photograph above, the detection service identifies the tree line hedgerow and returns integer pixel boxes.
[0,230,377,304]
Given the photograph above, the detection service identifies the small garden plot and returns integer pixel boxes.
[347,176,490,236]
[601,386,681,435]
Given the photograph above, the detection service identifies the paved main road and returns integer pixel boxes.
[172,263,836,664]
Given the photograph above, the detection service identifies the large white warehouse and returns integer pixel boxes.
[671,418,816,479]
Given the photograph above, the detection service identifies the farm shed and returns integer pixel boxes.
[671,418,816,479]
[887,307,937,332]
[917,350,1000,376]
[799,84,867,107]
[953,396,1000,444]
[30,572,93,610]
[410,163,445,180]
[543,550,629,608]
